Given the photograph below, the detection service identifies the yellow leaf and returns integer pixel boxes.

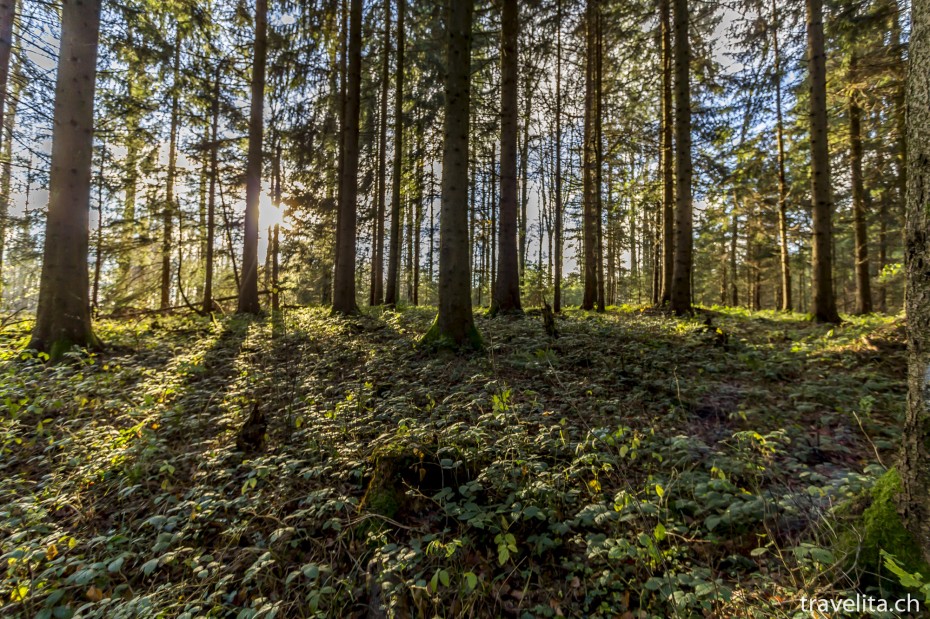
[46,544,58,560]
[86,585,104,602]
[10,584,28,602]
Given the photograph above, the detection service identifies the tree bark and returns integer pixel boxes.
[0,0,15,295]
[422,0,480,349]
[553,0,563,313]
[848,53,872,315]
[772,0,791,311]
[669,0,693,315]
[491,0,522,315]
[237,0,267,314]
[659,0,674,305]
[161,40,182,310]
[202,64,221,314]
[372,0,391,306]
[900,0,930,563]
[595,12,605,313]
[332,0,362,314]
[581,0,599,311]
[806,0,840,323]
[29,0,102,358]
[385,0,405,307]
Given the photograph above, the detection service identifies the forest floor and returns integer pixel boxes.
[0,305,916,618]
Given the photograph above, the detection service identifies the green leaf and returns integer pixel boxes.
[653,523,666,542]
[141,558,159,576]
[464,571,478,592]
[107,556,125,573]
[809,547,834,564]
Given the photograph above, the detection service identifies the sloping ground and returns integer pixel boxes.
[0,306,909,618]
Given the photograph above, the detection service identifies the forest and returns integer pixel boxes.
[2,0,930,616]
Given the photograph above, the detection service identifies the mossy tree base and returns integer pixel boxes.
[837,469,930,583]
[29,330,102,363]
[419,316,483,351]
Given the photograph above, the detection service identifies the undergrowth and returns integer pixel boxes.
[0,306,912,617]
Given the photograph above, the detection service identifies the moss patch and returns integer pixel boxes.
[840,469,930,579]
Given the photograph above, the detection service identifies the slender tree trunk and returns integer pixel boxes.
[161,41,181,310]
[0,0,15,295]
[491,0,522,315]
[202,65,221,314]
[771,0,792,311]
[553,0,563,312]
[518,72,532,283]
[414,121,423,306]
[428,163,435,287]
[729,209,739,306]
[849,53,872,314]
[385,0,405,306]
[422,0,480,348]
[806,0,840,322]
[29,0,102,358]
[92,146,104,311]
[120,61,140,282]
[272,224,280,311]
[669,0,693,315]
[581,0,599,311]
[900,0,930,563]
[238,0,267,314]
[892,0,906,224]
[659,0,674,304]
[595,12,605,313]
[372,0,391,306]
[878,178,888,312]
[490,144,497,295]
[332,0,362,314]
[0,43,19,298]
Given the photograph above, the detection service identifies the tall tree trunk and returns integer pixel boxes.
[428,164,435,286]
[595,12,605,313]
[422,0,480,348]
[237,0,267,314]
[161,40,181,310]
[518,72,532,283]
[0,41,19,298]
[92,145,104,311]
[414,121,423,306]
[202,64,221,314]
[491,0,522,315]
[120,60,140,282]
[729,210,739,306]
[892,0,906,224]
[553,0,563,312]
[669,0,693,315]
[29,0,102,358]
[490,144,497,295]
[849,52,872,315]
[659,0,674,305]
[332,0,362,314]
[385,0,405,306]
[372,0,391,306]
[806,0,840,322]
[900,0,930,563]
[772,0,791,311]
[0,0,14,295]
[581,0,599,311]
